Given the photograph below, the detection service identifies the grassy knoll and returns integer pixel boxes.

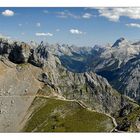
[23,97,114,132]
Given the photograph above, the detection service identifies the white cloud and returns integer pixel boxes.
[97,8,140,22]
[21,32,25,35]
[69,29,83,34]
[56,10,80,19]
[2,9,14,16]
[82,13,93,19]
[56,29,60,32]
[36,22,41,27]
[43,10,49,14]
[18,24,22,27]
[56,10,95,20]
[126,23,140,28]
[35,32,53,37]
[56,12,67,18]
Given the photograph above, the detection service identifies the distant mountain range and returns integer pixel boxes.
[42,37,140,103]
[0,37,140,132]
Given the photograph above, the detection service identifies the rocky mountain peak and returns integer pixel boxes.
[112,37,128,48]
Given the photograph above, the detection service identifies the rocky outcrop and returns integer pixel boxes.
[0,38,12,57]
[116,106,140,132]
[0,38,31,63]
[28,41,49,67]
[112,37,127,48]
[8,42,30,63]
[110,54,140,102]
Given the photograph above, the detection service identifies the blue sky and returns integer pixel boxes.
[1,7,140,46]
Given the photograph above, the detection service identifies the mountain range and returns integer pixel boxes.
[50,37,140,103]
[0,37,139,132]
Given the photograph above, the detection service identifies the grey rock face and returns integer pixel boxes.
[0,38,12,57]
[0,38,30,64]
[8,42,30,63]
[29,42,50,67]
[36,50,134,115]
[112,55,140,102]
[41,38,140,103]
[112,37,126,48]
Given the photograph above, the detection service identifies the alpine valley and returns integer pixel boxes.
[0,37,140,132]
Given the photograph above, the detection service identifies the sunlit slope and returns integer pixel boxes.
[23,97,114,132]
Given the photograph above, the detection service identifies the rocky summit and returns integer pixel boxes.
[0,37,140,132]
